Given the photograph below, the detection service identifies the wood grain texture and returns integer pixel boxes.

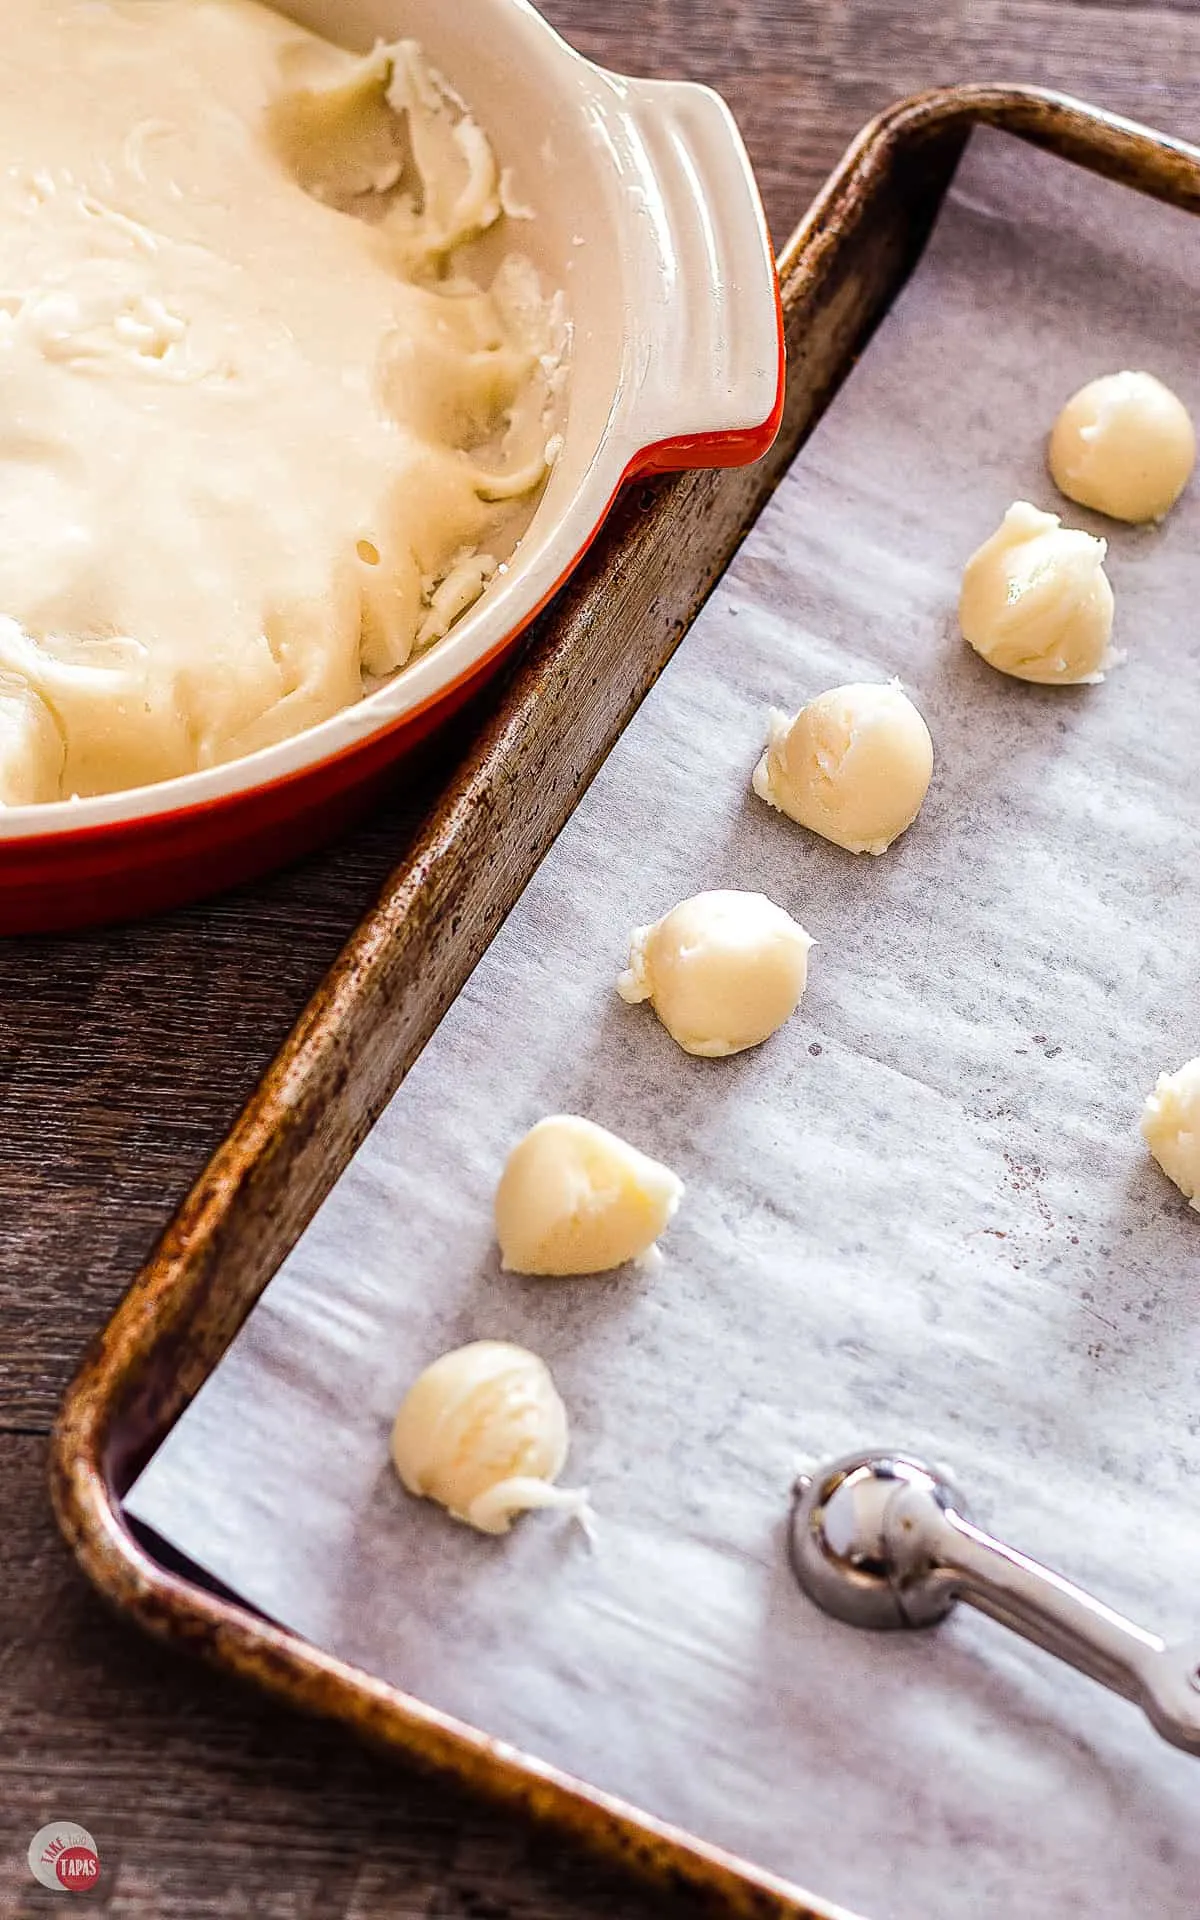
[5,3,1200,1914]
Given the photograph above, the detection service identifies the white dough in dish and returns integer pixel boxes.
[1141,1058,1200,1211]
[1049,371,1195,524]
[0,0,562,805]
[494,1116,683,1276]
[390,1341,589,1536]
[753,681,933,855]
[958,501,1117,685]
[618,889,812,1056]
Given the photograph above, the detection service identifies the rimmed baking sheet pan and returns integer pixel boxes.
[55,87,1200,1920]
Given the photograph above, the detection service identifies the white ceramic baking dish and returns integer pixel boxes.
[1,0,782,932]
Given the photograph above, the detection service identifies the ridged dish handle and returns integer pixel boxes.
[609,74,784,477]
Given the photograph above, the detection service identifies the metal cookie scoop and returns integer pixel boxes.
[788,1450,1200,1757]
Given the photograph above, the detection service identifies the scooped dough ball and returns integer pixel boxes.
[959,501,1117,685]
[391,1341,589,1535]
[1049,371,1195,523]
[495,1115,683,1275]
[618,889,812,1057]
[752,681,933,855]
[1141,1058,1200,1210]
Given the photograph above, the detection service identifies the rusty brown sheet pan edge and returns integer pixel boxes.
[49,87,1200,1920]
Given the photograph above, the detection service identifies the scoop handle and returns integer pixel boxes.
[789,1448,1200,1755]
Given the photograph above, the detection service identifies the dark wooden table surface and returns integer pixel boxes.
[3,3,1199,1913]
